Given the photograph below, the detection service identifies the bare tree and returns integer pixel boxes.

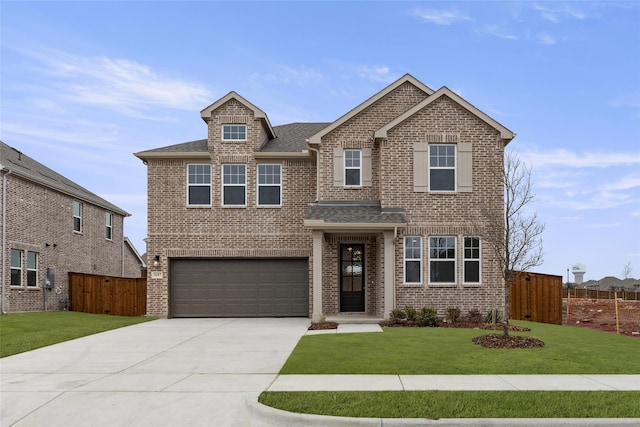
[622,261,632,280]
[476,151,545,336]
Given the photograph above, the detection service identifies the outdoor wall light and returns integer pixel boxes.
[153,255,160,267]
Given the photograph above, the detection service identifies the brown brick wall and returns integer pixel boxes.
[1,174,134,313]
[146,81,508,319]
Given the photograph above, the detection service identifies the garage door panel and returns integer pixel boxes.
[170,259,309,317]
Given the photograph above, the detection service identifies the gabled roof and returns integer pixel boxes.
[374,86,515,142]
[0,141,129,216]
[124,237,146,268]
[134,139,210,160]
[200,91,276,139]
[307,73,434,145]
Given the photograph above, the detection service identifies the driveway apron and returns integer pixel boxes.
[0,317,310,427]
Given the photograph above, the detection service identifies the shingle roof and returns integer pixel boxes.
[139,139,208,153]
[259,123,330,152]
[0,141,129,216]
[305,201,405,224]
[136,123,330,155]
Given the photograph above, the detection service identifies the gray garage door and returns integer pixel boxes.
[170,258,309,317]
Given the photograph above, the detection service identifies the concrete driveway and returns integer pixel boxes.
[0,317,310,427]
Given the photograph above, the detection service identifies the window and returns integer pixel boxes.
[429,236,456,284]
[404,236,422,284]
[464,237,481,283]
[257,164,281,206]
[187,164,212,206]
[429,145,456,191]
[222,124,247,141]
[344,150,361,186]
[73,201,83,232]
[222,164,246,206]
[27,252,38,287]
[10,249,22,286]
[105,212,113,240]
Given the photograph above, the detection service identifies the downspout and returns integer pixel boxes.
[306,142,320,202]
[121,237,125,277]
[1,168,11,314]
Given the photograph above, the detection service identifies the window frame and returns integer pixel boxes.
[256,164,282,207]
[404,236,423,285]
[463,237,481,284]
[221,124,247,141]
[186,163,212,207]
[27,251,38,288]
[429,144,457,192]
[10,249,22,287]
[429,236,457,285]
[222,164,247,207]
[344,149,362,187]
[73,201,83,233]
[105,212,113,240]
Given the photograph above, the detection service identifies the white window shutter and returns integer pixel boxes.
[413,142,429,192]
[457,142,473,192]
[333,147,344,186]
[362,148,372,187]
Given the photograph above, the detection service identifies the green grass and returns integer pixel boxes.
[259,391,640,418]
[281,321,640,374]
[0,311,155,358]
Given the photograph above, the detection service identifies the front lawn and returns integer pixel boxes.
[262,321,640,418]
[260,391,640,418]
[280,321,640,374]
[0,311,155,358]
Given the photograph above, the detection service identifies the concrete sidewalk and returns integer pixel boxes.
[269,374,640,391]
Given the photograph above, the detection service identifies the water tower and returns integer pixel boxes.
[572,263,586,285]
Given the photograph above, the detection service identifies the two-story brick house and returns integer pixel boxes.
[1,141,144,313]
[135,74,514,320]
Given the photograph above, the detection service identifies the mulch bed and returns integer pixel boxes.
[308,321,339,330]
[472,334,545,348]
[309,320,542,348]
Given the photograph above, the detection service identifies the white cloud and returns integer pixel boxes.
[356,65,396,83]
[537,32,557,45]
[251,65,323,86]
[412,9,473,25]
[599,174,640,192]
[532,3,587,22]
[13,47,213,117]
[482,25,518,40]
[521,149,640,169]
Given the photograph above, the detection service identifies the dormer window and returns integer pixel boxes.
[222,124,247,141]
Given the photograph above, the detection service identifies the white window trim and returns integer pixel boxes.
[344,149,362,187]
[186,164,212,207]
[26,251,38,288]
[463,237,482,285]
[221,124,247,141]
[428,236,457,286]
[105,212,113,240]
[10,249,22,287]
[73,201,83,233]
[404,236,422,285]
[429,144,457,193]
[222,164,247,207]
[256,164,282,207]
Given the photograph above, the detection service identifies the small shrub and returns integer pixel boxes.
[390,308,406,321]
[485,308,503,324]
[418,306,438,327]
[467,309,484,323]
[405,306,418,321]
[446,307,461,323]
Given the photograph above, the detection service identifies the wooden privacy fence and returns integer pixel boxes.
[563,288,640,301]
[68,272,147,316]
[510,272,563,325]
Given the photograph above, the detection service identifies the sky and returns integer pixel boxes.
[1,1,639,282]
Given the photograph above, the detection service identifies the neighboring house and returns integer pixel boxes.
[135,74,515,320]
[1,141,143,313]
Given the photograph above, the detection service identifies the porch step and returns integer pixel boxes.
[325,315,384,324]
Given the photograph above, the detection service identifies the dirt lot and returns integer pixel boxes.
[565,298,640,338]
